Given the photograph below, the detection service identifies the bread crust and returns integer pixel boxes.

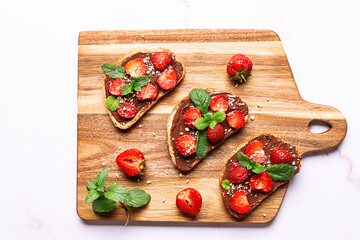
[219,132,302,218]
[167,88,249,170]
[103,48,185,129]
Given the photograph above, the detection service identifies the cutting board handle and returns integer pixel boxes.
[300,102,347,155]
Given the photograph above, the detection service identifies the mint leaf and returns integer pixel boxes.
[126,189,151,208]
[204,114,212,122]
[221,179,231,190]
[196,131,208,159]
[236,151,264,173]
[266,164,295,181]
[121,84,133,96]
[189,88,211,114]
[96,186,105,192]
[194,117,210,130]
[211,111,226,123]
[96,167,108,188]
[106,96,120,111]
[101,64,125,79]
[92,195,116,213]
[209,121,216,129]
[85,189,102,203]
[132,75,149,91]
[104,184,130,203]
[87,180,98,190]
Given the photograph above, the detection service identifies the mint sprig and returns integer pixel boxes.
[189,88,211,114]
[121,75,149,96]
[102,64,126,79]
[85,168,151,214]
[236,151,264,174]
[194,112,226,130]
[106,96,120,111]
[266,163,295,181]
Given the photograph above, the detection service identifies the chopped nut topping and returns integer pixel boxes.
[146,180,152,184]
[250,116,255,121]
[179,173,183,178]
[186,180,189,184]
[162,199,166,203]
[114,173,119,179]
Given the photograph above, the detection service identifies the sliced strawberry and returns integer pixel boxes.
[108,79,125,96]
[184,107,202,129]
[117,102,137,118]
[249,171,273,193]
[210,95,229,112]
[245,141,266,164]
[157,68,177,90]
[175,135,196,157]
[151,52,172,71]
[271,147,293,164]
[116,149,145,177]
[125,58,146,78]
[135,83,158,101]
[227,110,246,129]
[230,190,250,214]
[206,123,224,144]
[228,163,249,183]
[176,188,202,216]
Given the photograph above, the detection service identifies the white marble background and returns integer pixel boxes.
[0,0,359,239]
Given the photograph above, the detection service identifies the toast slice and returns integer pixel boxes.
[219,133,302,218]
[167,88,249,171]
[103,48,185,129]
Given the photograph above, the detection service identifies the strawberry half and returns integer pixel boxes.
[245,141,266,164]
[108,79,125,96]
[184,107,202,129]
[271,147,293,164]
[117,102,137,118]
[125,58,146,78]
[116,149,145,177]
[135,83,158,101]
[230,190,250,214]
[210,95,229,112]
[227,110,246,129]
[228,163,249,183]
[206,123,224,144]
[157,68,177,90]
[151,52,172,71]
[227,54,253,82]
[249,171,273,193]
[176,188,202,216]
[175,135,196,157]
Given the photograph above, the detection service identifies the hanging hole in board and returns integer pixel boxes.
[308,120,332,134]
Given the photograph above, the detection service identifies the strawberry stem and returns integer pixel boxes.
[241,74,247,82]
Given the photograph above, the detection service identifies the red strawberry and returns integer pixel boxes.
[117,102,137,118]
[184,107,202,129]
[230,190,250,214]
[210,95,229,112]
[176,188,202,216]
[151,52,172,71]
[227,54,253,82]
[135,83,158,101]
[116,149,145,177]
[206,123,224,144]
[249,171,273,193]
[175,135,196,157]
[157,68,177,90]
[228,163,249,183]
[108,79,125,96]
[125,58,146,78]
[271,147,293,164]
[245,141,266,164]
[227,110,246,129]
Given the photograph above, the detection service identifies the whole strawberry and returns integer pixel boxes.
[227,54,252,82]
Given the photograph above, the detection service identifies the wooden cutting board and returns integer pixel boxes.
[77,29,347,224]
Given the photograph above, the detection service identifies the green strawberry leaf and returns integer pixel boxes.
[85,189,102,203]
[266,163,295,181]
[101,63,125,79]
[104,184,130,203]
[221,179,231,190]
[105,96,120,111]
[189,88,211,114]
[196,131,208,159]
[92,195,116,213]
[194,117,210,130]
[126,189,151,208]
[121,84,133,96]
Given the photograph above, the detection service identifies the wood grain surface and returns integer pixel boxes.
[77,29,347,224]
